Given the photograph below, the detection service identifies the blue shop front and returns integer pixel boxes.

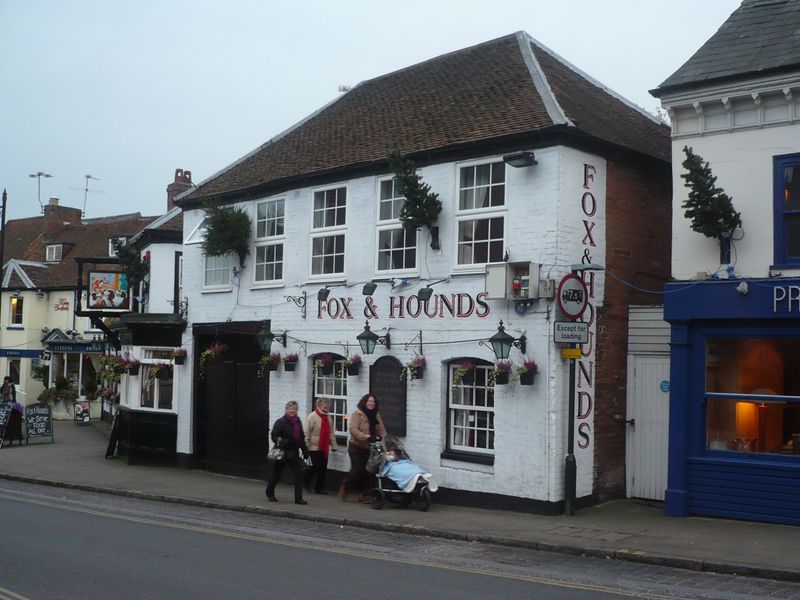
[664,279,800,525]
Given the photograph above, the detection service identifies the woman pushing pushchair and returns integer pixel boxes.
[367,435,437,511]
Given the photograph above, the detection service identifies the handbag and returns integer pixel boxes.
[267,445,285,462]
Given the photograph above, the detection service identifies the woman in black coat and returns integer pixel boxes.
[266,401,309,505]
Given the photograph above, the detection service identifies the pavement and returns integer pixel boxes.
[1,422,798,583]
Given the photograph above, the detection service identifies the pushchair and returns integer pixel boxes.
[366,435,437,511]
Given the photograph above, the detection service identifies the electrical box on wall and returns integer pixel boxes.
[485,262,541,300]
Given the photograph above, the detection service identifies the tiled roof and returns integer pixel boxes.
[182,32,668,203]
[2,211,157,290]
[655,0,800,95]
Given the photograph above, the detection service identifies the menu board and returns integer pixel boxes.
[25,402,53,443]
[369,356,407,437]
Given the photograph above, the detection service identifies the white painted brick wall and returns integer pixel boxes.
[174,146,606,501]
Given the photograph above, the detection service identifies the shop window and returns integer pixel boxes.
[446,359,495,456]
[9,296,23,326]
[774,153,800,267]
[706,338,800,455]
[313,357,347,436]
[455,160,505,268]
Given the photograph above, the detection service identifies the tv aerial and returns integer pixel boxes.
[28,171,52,213]
[69,174,105,216]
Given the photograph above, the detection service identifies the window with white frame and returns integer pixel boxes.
[204,253,232,288]
[9,297,23,326]
[313,358,348,435]
[254,199,285,283]
[45,244,62,262]
[376,178,417,272]
[108,237,127,257]
[456,161,506,266]
[311,187,346,276]
[140,349,174,410]
[447,360,495,454]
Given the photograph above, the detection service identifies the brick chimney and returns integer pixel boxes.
[44,197,82,237]
[167,169,193,211]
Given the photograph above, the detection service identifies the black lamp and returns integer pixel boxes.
[487,320,526,360]
[362,282,378,296]
[318,287,331,302]
[417,286,433,302]
[503,151,537,168]
[356,320,391,355]
[255,321,286,352]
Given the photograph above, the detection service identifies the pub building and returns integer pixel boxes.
[653,1,800,525]
[168,33,671,509]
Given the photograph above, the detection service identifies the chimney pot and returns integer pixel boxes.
[49,197,59,206]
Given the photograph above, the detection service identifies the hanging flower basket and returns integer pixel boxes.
[453,360,476,386]
[519,371,536,386]
[127,361,140,376]
[494,371,510,385]
[345,355,362,376]
[113,365,126,375]
[517,360,538,386]
[316,353,335,375]
[172,348,187,365]
[283,353,299,372]
[491,360,513,386]
[401,356,426,381]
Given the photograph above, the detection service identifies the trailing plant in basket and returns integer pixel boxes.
[388,149,443,248]
[489,360,513,386]
[452,359,476,386]
[315,353,336,375]
[283,352,299,372]
[172,348,187,364]
[199,342,229,379]
[344,354,362,375]
[400,356,426,380]
[517,359,539,385]
[258,352,282,378]
[201,202,253,267]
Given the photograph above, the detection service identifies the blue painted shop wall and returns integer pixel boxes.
[664,279,800,526]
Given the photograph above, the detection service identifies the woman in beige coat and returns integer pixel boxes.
[304,398,338,494]
[339,393,386,502]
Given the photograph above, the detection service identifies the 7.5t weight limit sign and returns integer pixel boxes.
[556,273,588,321]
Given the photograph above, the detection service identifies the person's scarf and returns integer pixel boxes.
[285,414,302,446]
[316,409,331,457]
[363,407,379,438]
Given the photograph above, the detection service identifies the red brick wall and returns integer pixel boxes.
[593,156,671,499]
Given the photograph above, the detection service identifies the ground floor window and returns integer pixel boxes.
[447,359,495,454]
[140,349,174,410]
[706,338,800,454]
[313,355,347,435]
[8,359,20,385]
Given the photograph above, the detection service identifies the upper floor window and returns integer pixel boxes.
[254,199,285,283]
[377,178,417,273]
[774,154,800,267]
[456,161,506,267]
[204,253,232,288]
[45,244,62,262]
[9,297,23,326]
[108,237,127,257]
[311,187,347,276]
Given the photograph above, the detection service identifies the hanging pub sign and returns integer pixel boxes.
[87,271,130,311]
[556,274,588,321]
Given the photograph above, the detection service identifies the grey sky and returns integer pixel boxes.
[1,0,741,221]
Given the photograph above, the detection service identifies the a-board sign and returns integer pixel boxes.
[74,401,91,425]
[554,321,589,344]
[369,356,407,437]
[0,403,11,445]
[25,402,53,442]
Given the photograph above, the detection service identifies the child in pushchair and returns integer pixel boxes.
[367,435,437,511]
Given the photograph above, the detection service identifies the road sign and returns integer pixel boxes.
[561,347,582,359]
[556,274,588,321]
[554,321,589,344]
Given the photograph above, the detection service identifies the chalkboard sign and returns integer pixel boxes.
[0,403,11,446]
[369,356,407,437]
[25,402,53,443]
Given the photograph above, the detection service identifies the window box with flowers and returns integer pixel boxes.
[400,356,426,380]
[344,354,362,376]
[258,352,282,378]
[283,352,299,372]
[452,359,476,386]
[517,359,538,386]
[172,348,187,365]
[490,360,513,386]
[315,353,335,376]
[199,342,229,379]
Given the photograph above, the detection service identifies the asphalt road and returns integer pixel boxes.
[0,481,798,600]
